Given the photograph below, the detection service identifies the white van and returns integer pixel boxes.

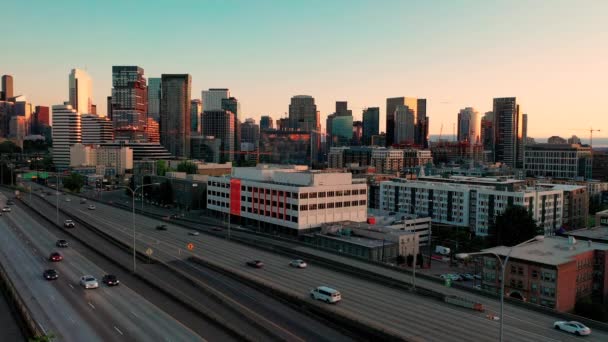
[310,286,341,303]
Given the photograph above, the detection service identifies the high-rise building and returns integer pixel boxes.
[145,117,160,143]
[330,115,353,147]
[9,116,26,143]
[352,121,362,145]
[523,113,529,150]
[548,136,567,144]
[221,97,241,154]
[260,115,273,130]
[394,104,415,144]
[276,117,289,131]
[68,69,93,114]
[52,103,82,170]
[481,111,494,152]
[191,99,202,133]
[202,88,230,111]
[32,106,50,135]
[288,95,319,132]
[201,110,235,162]
[111,66,147,140]
[387,97,428,147]
[160,74,191,158]
[0,101,14,137]
[259,129,320,166]
[147,77,161,122]
[362,107,379,146]
[568,135,582,144]
[81,114,113,144]
[457,107,480,143]
[240,118,260,148]
[493,97,523,168]
[106,96,114,120]
[1,75,14,101]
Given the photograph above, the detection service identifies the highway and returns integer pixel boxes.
[32,186,608,342]
[18,186,354,342]
[0,191,206,341]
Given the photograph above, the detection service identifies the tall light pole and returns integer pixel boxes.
[456,235,545,342]
[118,182,160,273]
[56,172,60,225]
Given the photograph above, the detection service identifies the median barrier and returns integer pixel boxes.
[0,261,42,339]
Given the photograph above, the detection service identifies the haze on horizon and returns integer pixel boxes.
[1,0,606,138]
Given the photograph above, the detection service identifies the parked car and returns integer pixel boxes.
[49,252,63,262]
[188,231,200,236]
[2,207,11,212]
[246,260,264,268]
[87,204,96,210]
[43,269,59,280]
[63,219,75,228]
[156,224,168,231]
[65,197,71,202]
[80,275,99,289]
[310,286,341,303]
[460,273,475,281]
[102,274,120,286]
[554,321,591,336]
[289,259,308,268]
[56,239,69,248]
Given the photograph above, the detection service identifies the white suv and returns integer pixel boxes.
[310,286,341,304]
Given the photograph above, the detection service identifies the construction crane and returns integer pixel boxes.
[572,128,601,147]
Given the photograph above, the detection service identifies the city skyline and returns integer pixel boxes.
[1,0,607,138]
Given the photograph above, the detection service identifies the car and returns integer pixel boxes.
[43,269,59,280]
[63,219,75,228]
[554,321,591,336]
[2,207,11,212]
[473,284,482,290]
[188,231,200,236]
[49,252,63,262]
[246,260,264,268]
[473,274,482,280]
[440,274,462,281]
[65,197,71,202]
[212,227,223,231]
[460,273,475,281]
[156,224,168,231]
[102,274,120,286]
[80,275,99,289]
[80,198,87,204]
[87,204,96,210]
[289,259,308,268]
[56,239,69,248]
[310,286,341,304]
[6,200,14,205]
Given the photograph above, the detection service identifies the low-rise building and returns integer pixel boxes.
[69,143,133,175]
[524,143,592,179]
[540,183,588,230]
[371,148,403,174]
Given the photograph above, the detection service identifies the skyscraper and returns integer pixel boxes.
[260,115,273,130]
[202,88,230,111]
[457,107,480,143]
[352,121,363,145]
[240,118,260,148]
[362,107,379,146]
[327,101,353,146]
[2,75,14,101]
[221,97,241,153]
[394,104,415,144]
[145,117,160,143]
[147,77,161,122]
[191,99,202,133]
[493,97,523,168]
[111,66,147,140]
[481,111,494,152]
[385,97,402,146]
[52,103,81,170]
[202,110,235,161]
[81,114,113,144]
[32,105,50,135]
[69,69,93,114]
[160,74,191,158]
[388,97,427,146]
[288,95,319,131]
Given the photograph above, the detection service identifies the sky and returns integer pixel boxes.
[1,0,607,139]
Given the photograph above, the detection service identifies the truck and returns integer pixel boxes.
[444,295,485,312]
[435,245,451,255]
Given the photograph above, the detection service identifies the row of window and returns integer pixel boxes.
[208,181,367,199]
[300,200,366,211]
[241,206,299,223]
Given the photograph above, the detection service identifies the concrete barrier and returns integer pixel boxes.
[0,260,43,339]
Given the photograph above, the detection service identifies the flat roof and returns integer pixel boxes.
[482,236,608,266]
[318,234,396,248]
[567,227,608,241]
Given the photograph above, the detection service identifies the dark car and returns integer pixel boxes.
[43,269,59,280]
[102,274,120,286]
[63,219,75,228]
[156,224,168,231]
[56,239,69,248]
[6,200,14,205]
[246,260,264,268]
[49,252,63,262]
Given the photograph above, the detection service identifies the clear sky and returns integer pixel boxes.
[2,0,607,138]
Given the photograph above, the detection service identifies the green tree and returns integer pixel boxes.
[489,205,543,246]
[156,160,169,176]
[23,139,48,154]
[159,180,174,205]
[0,141,21,154]
[176,161,197,174]
[62,173,85,193]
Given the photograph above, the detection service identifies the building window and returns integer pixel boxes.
[359,200,366,206]
[319,192,326,198]
[309,192,317,199]
[291,216,298,223]
[344,202,350,207]
[327,191,335,197]
[351,200,358,206]
[336,191,343,196]
[511,265,517,274]
[300,193,308,199]
[319,203,326,209]
[300,205,308,211]
[518,266,523,275]
[360,189,366,195]
[336,202,343,208]
[327,202,335,209]
[344,190,351,196]
[309,204,317,210]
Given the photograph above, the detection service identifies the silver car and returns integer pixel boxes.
[80,275,99,289]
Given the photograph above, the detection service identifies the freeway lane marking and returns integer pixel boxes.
[68,283,74,289]
[114,326,124,335]
[88,302,96,309]
[130,310,139,318]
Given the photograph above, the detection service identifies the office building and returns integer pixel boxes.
[493,97,523,168]
[592,151,608,181]
[145,117,160,143]
[160,74,191,158]
[403,148,433,168]
[201,110,235,161]
[68,68,93,114]
[147,77,161,122]
[380,176,564,236]
[457,107,480,143]
[70,143,133,175]
[107,96,114,120]
[548,136,567,144]
[81,114,113,144]
[371,148,404,174]
[394,104,415,144]
[191,99,202,133]
[221,97,241,153]
[387,97,428,147]
[479,236,608,312]
[524,144,593,179]
[2,75,13,101]
[288,95,319,132]
[371,134,386,147]
[202,88,230,111]
[240,118,260,147]
[206,165,367,235]
[328,146,374,169]
[431,141,485,165]
[481,111,494,152]
[191,135,222,162]
[99,141,172,160]
[362,107,379,145]
[330,115,353,147]
[32,105,50,135]
[259,129,320,166]
[0,101,13,137]
[352,121,363,145]
[568,135,582,144]
[260,115,273,130]
[9,116,26,143]
[111,66,147,140]
[52,103,82,170]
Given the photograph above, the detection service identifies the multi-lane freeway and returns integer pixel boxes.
[28,184,608,342]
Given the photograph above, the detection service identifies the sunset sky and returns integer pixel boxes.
[2,0,607,138]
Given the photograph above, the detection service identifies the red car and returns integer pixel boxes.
[49,252,63,262]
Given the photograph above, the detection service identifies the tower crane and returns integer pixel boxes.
[572,128,601,147]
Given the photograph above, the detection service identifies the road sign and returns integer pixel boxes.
[145,248,153,256]
[187,243,194,251]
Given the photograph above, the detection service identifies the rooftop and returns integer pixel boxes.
[482,236,608,266]
[317,233,396,248]
[567,226,608,242]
